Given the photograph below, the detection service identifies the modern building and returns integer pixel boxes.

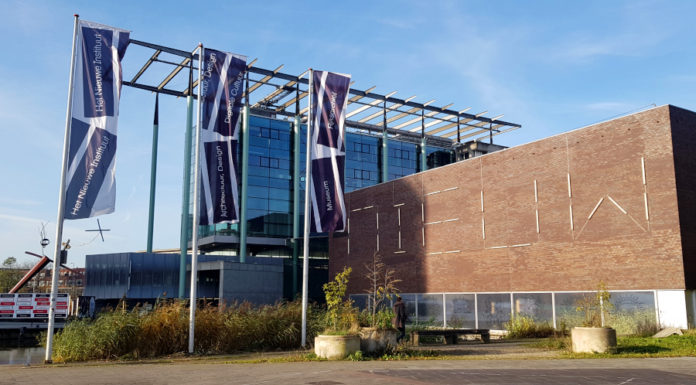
[84,111,513,304]
[329,105,696,332]
[84,42,521,305]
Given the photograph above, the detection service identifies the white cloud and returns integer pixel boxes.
[0,198,42,207]
[584,102,635,112]
[0,212,46,224]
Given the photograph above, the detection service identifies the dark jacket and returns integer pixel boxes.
[393,299,407,329]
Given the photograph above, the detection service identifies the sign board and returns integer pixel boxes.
[0,293,71,319]
[0,293,14,318]
[15,293,33,318]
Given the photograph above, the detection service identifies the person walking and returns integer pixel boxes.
[393,295,407,343]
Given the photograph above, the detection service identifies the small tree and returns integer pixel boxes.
[363,252,401,328]
[322,266,357,333]
[0,257,25,292]
[3,257,17,267]
[576,281,614,327]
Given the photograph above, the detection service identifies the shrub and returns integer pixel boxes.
[575,282,613,327]
[362,252,401,328]
[504,314,555,339]
[358,308,395,329]
[137,300,188,356]
[51,299,326,362]
[322,267,358,333]
[52,304,140,361]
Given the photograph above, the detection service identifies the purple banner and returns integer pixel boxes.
[199,49,246,225]
[310,70,351,232]
[64,20,129,219]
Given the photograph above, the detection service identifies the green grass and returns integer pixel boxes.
[528,331,696,358]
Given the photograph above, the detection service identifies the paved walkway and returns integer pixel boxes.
[2,357,696,384]
[3,341,695,384]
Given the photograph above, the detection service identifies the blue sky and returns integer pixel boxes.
[1,0,695,267]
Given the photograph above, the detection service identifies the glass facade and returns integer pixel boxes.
[246,116,294,237]
[345,132,379,190]
[350,290,658,334]
[387,140,418,181]
[196,114,455,248]
[426,145,454,170]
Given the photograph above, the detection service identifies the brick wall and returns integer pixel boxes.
[669,106,696,289]
[330,105,691,295]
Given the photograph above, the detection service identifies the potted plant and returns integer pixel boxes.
[314,267,360,359]
[571,282,617,353]
[358,252,402,353]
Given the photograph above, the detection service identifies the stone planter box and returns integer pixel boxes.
[314,334,360,359]
[571,327,617,353]
[359,327,398,353]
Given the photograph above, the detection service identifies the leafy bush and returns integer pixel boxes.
[504,314,555,339]
[575,282,613,327]
[358,308,395,329]
[322,267,358,333]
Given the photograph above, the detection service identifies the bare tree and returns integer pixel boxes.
[363,251,401,327]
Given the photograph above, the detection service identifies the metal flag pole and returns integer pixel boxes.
[179,59,195,298]
[45,14,80,364]
[188,43,204,354]
[301,69,313,347]
[146,93,160,253]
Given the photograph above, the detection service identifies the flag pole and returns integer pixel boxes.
[45,13,80,364]
[188,43,204,354]
[301,69,313,348]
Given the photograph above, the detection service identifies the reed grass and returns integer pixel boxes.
[51,299,326,362]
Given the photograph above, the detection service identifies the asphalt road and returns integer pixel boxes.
[2,357,696,385]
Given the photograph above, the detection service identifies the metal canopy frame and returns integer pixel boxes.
[122,39,521,148]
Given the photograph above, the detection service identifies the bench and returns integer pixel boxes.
[410,328,491,346]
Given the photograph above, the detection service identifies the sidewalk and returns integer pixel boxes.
[2,357,696,385]
[2,341,695,384]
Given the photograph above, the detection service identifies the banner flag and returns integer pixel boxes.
[64,20,129,219]
[198,48,247,225]
[309,71,351,232]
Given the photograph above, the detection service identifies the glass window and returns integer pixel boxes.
[445,294,475,328]
[247,197,268,210]
[268,200,290,212]
[248,185,267,198]
[477,293,511,330]
[248,166,269,177]
[416,294,444,326]
[512,293,554,325]
[554,292,587,328]
[607,291,656,335]
[268,188,289,200]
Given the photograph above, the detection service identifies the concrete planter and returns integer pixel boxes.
[571,327,617,353]
[314,334,360,360]
[359,327,398,353]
